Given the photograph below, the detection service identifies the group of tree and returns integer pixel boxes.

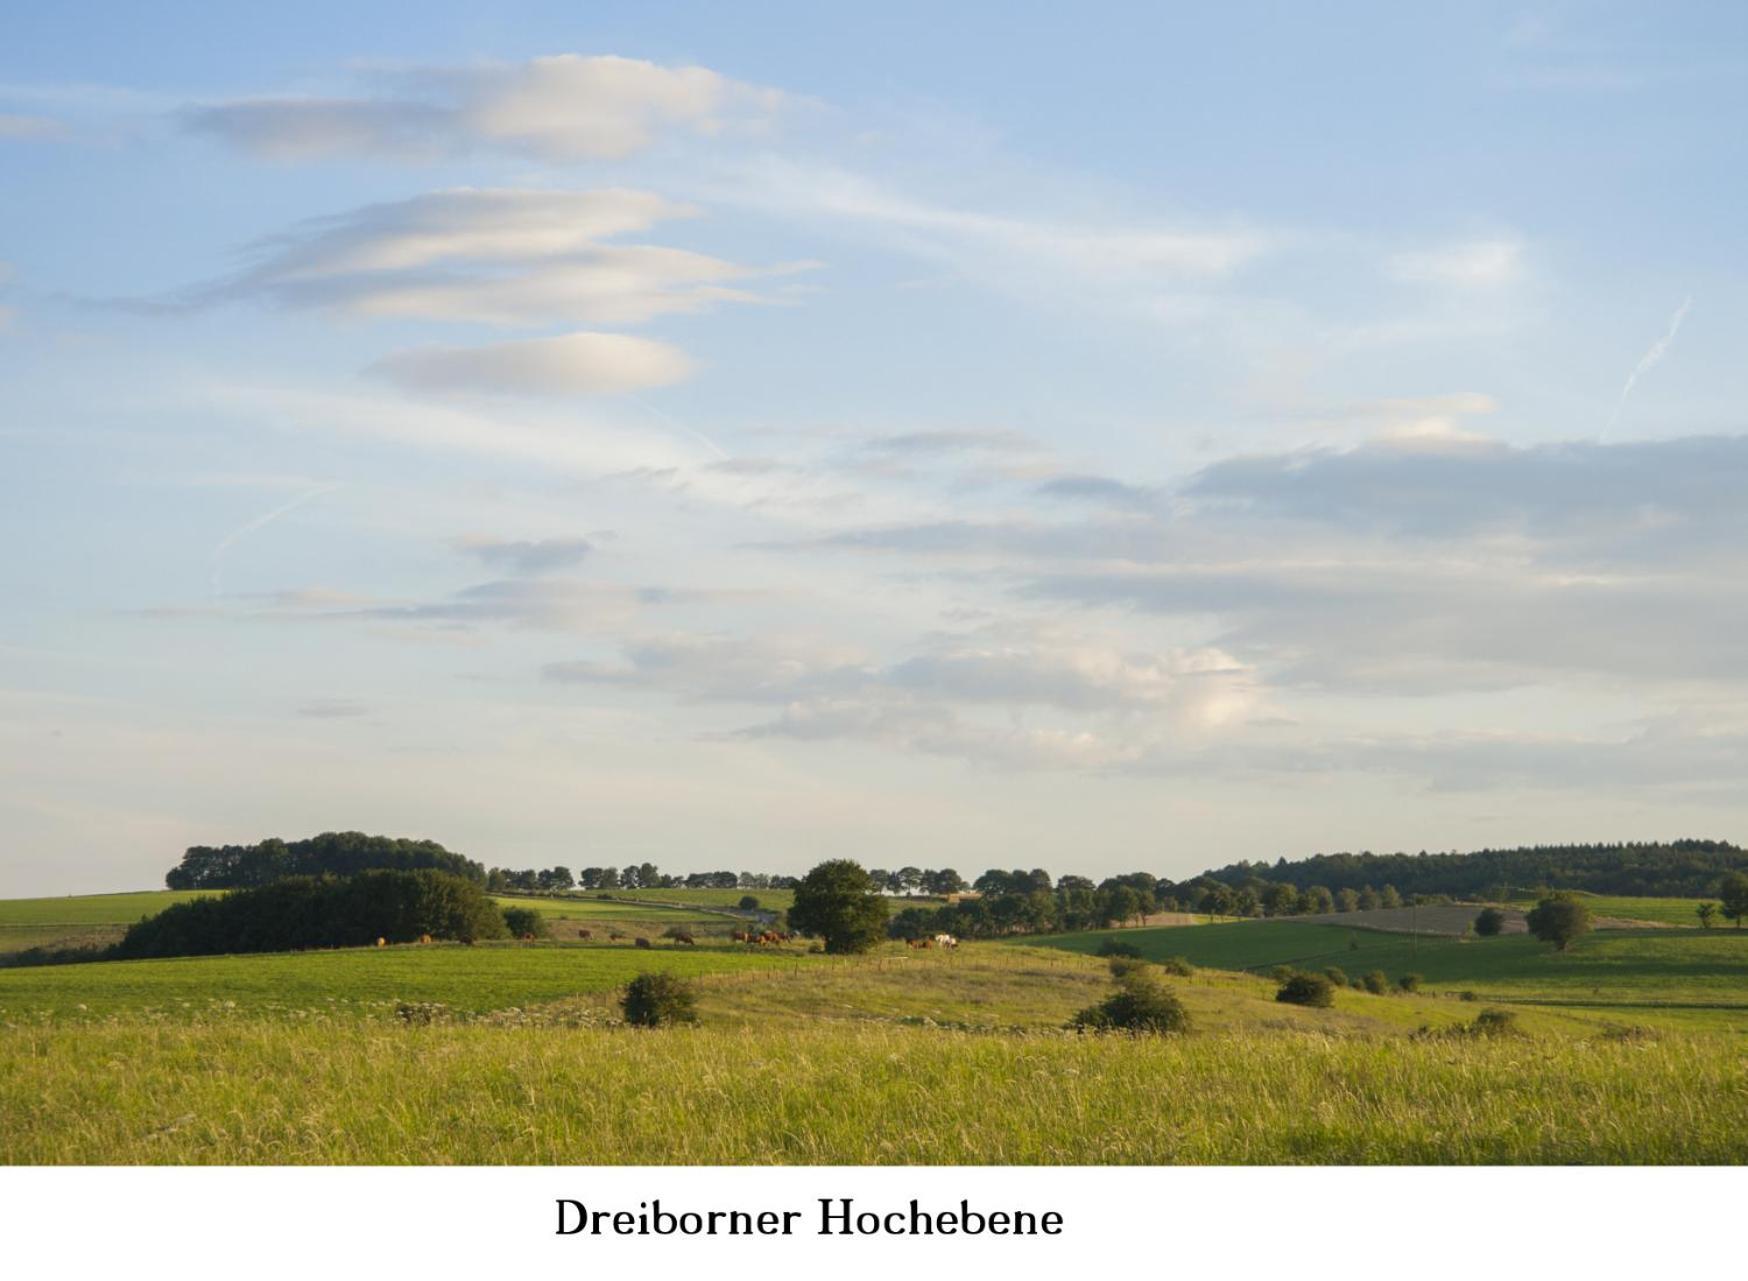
[119,869,513,959]
[489,864,801,894]
[866,867,971,896]
[1202,839,1748,900]
[881,870,1416,941]
[164,832,485,889]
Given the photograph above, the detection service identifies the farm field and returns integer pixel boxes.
[1505,892,1714,927]
[0,890,218,953]
[607,886,797,911]
[1027,920,1748,1029]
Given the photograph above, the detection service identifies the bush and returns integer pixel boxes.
[115,869,509,959]
[1323,966,1349,987]
[621,971,699,1027]
[1071,968,1190,1035]
[1107,955,1149,980]
[1266,964,1294,983]
[501,906,548,938]
[1470,1007,1522,1038]
[738,895,761,911]
[1459,989,1479,1002]
[1396,972,1423,993]
[1360,970,1389,995]
[1275,972,1335,1007]
[1095,938,1141,958]
[1472,906,1506,937]
[1158,955,1195,977]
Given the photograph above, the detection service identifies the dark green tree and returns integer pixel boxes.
[1697,900,1720,929]
[1525,892,1592,951]
[787,859,889,953]
[1473,906,1506,937]
[1276,972,1335,1007]
[1720,874,1748,929]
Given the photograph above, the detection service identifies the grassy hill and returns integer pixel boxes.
[0,890,218,954]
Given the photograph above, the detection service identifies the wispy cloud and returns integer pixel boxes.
[1605,296,1692,437]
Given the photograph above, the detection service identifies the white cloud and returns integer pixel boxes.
[367,330,693,396]
[192,187,808,328]
[1386,237,1525,288]
[186,54,784,161]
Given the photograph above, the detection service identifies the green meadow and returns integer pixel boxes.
[6,888,1748,1163]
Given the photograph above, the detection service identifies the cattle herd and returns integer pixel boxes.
[906,934,959,950]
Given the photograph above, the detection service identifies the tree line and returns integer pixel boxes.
[1201,839,1748,899]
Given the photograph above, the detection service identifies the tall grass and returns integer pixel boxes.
[2,1017,1741,1164]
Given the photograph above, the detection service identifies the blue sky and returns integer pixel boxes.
[2,2,1745,893]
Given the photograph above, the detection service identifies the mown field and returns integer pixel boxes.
[1505,892,1715,927]
[0,890,217,953]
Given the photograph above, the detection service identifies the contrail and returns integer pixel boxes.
[1605,296,1691,438]
[209,481,342,597]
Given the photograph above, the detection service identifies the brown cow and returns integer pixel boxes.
[577,929,593,940]
[634,937,652,949]
[732,931,750,943]
[519,932,536,942]
[672,933,696,946]
[608,931,625,941]
[906,937,932,949]
[418,934,433,945]
[376,937,387,948]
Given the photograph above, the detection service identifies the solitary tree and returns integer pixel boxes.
[1525,893,1592,951]
[1697,901,1720,929]
[1473,907,1506,937]
[1720,874,1748,930]
[787,859,889,953]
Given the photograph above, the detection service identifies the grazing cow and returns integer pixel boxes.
[376,937,387,948]
[418,934,433,945]
[759,931,784,945]
[732,931,751,943]
[906,936,932,949]
[934,934,958,949]
[634,937,652,949]
[672,933,696,947]
[520,932,536,942]
[577,929,593,940]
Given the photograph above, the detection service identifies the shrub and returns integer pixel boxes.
[1071,969,1190,1035]
[1095,938,1141,958]
[1360,970,1389,995]
[1526,893,1592,951]
[1266,964,1294,983]
[1107,955,1149,980]
[738,895,761,911]
[1323,966,1349,987]
[1473,907,1506,937]
[1396,972,1424,993]
[115,869,508,959]
[501,906,548,938]
[1470,1007,1522,1038]
[1275,972,1335,1008]
[620,971,699,1027]
[1459,989,1479,1002]
[1159,955,1195,977]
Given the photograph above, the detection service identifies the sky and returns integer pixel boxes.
[2,2,1746,895]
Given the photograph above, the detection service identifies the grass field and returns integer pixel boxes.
[1505,892,1716,927]
[1027,920,1748,1030]
[0,890,217,954]
[5,1008,1742,1163]
[6,882,1748,1164]
[0,940,797,1019]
